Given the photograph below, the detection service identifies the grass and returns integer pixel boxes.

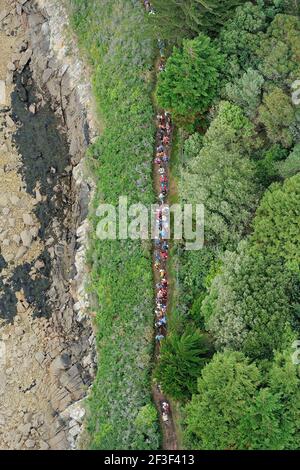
[69,0,161,450]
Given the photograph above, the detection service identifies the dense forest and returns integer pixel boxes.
[69,0,300,450]
[154,0,300,450]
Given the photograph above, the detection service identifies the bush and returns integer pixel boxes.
[154,327,212,400]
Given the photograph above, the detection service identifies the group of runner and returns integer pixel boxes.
[154,111,172,346]
[143,0,172,426]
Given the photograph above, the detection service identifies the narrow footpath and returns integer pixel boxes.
[143,0,178,451]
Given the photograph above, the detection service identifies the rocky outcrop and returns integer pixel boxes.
[0,0,97,450]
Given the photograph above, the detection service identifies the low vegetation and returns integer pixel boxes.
[69,0,160,450]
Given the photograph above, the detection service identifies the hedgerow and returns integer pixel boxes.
[69,0,160,449]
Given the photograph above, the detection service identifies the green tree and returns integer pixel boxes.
[204,101,261,154]
[184,351,260,450]
[251,173,300,271]
[257,14,300,84]
[277,144,300,179]
[181,103,259,246]
[258,87,295,148]
[185,349,300,450]
[237,388,283,449]
[255,144,287,186]
[156,34,223,122]
[154,328,211,400]
[150,0,249,41]
[202,243,294,359]
[224,68,265,118]
[268,349,300,449]
[218,2,267,80]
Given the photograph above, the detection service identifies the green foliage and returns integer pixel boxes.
[257,14,300,85]
[237,388,283,449]
[150,0,249,42]
[255,144,287,186]
[184,351,261,450]
[180,102,260,245]
[218,2,267,80]
[184,133,204,161]
[205,248,294,358]
[70,0,160,450]
[156,34,224,123]
[185,349,300,449]
[204,101,261,153]
[224,68,265,118]
[277,144,300,179]
[251,174,300,271]
[154,328,212,400]
[134,404,160,448]
[203,175,300,358]
[258,87,296,148]
[267,349,300,449]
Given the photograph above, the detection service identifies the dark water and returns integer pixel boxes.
[0,65,72,322]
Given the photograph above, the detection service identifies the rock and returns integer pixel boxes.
[7,62,16,72]
[34,260,44,270]
[0,195,8,207]
[16,4,23,16]
[0,11,8,23]
[22,213,34,226]
[2,207,10,215]
[8,218,15,228]
[17,302,25,314]
[18,423,31,436]
[6,115,15,127]
[29,103,36,114]
[15,326,24,336]
[49,430,68,450]
[13,234,21,245]
[20,230,32,247]
[39,441,49,450]
[69,404,85,423]
[24,413,33,424]
[69,424,80,437]
[10,195,20,205]
[34,351,45,365]
[0,80,5,105]
[28,13,45,29]
[59,365,85,400]
[29,226,39,238]
[25,439,35,449]
[19,49,32,70]
[50,353,71,377]
[15,246,27,260]
[35,188,42,202]
[42,68,53,85]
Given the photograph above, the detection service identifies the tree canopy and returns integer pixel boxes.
[154,328,211,400]
[150,0,249,41]
[185,349,300,449]
[156,34,223,122]
[180,102,260,246]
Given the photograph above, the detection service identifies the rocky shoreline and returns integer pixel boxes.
[0,0,97,450]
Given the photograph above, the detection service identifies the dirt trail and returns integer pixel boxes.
[143,1,179,450]
[151,113,178,451]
